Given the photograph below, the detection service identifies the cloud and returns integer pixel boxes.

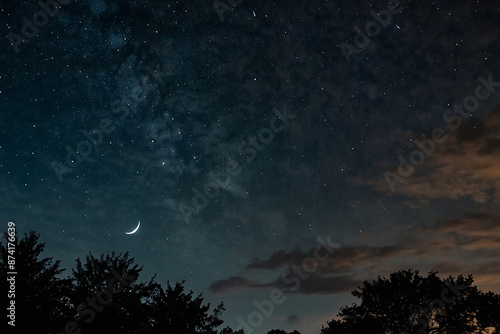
[433,213,500,234]
[209,276,257,296]
[377,106,500,202]
[209,272,359,296]
[428,213,500,254]
[210,212,500,296]
[210,243,407,295]
[248,244,405,274]
[247,248,309,270]
[276,273,359,295]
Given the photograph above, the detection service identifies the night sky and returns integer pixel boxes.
[1,0,500,333]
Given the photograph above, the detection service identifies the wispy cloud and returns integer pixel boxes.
[374,106,500,203]
[210,212,500,296]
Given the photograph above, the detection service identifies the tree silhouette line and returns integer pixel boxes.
[1,231,499,334]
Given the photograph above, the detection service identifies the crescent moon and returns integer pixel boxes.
[125,221,141,235]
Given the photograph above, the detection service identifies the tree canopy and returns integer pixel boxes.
[0,231,228,334]
[321,269,500,334]
[1,231,72,332]
[1,232,499,334]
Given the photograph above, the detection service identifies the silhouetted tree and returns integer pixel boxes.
[146,280,225,334]
[321,319,348,334]
[321,269,500,334]
[0,231,73,333]
[267,330,301,334]
[1,230,239,333]
[473,291,500,332]
[66,251,155,334]
[219,327,245,334]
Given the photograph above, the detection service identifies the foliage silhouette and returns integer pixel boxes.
[68,251,155,334]
[0,231,231,334]
[2,232,499,334]
[320,269,500,334]
[219,327,245,334]
[1,231,73,333]
[145,280,226,333]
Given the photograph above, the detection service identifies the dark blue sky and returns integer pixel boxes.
[1,0,500,333]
